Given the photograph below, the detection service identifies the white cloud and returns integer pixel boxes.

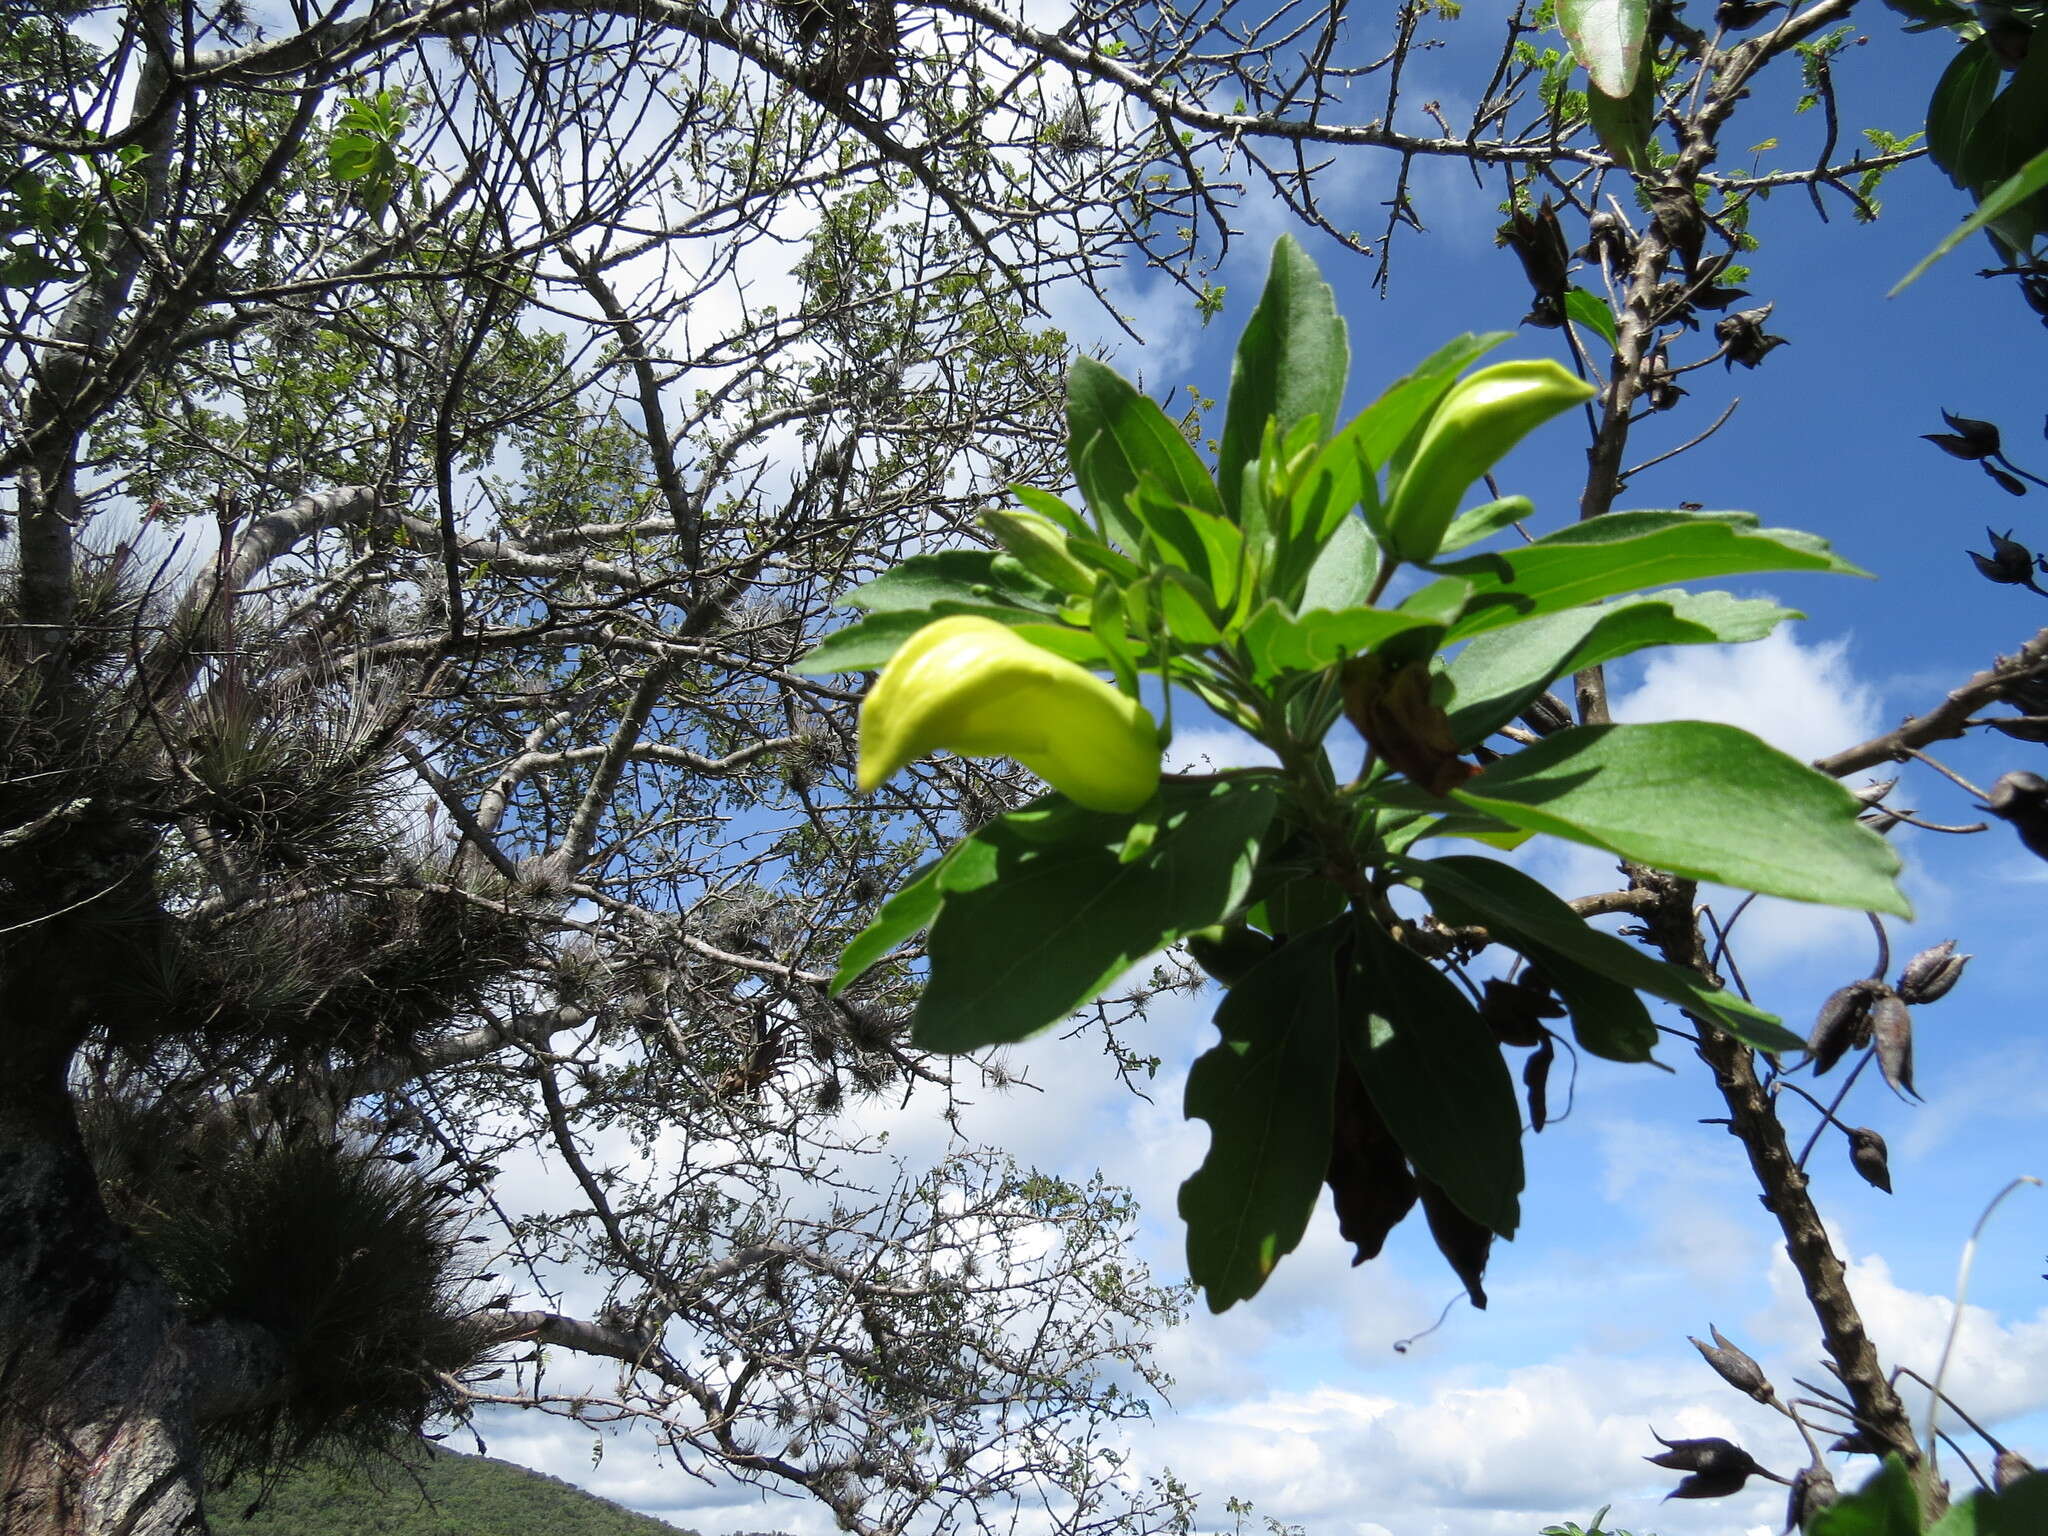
[1609,625,1881,766]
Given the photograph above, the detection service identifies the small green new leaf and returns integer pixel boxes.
[1930,1471,2048,1534]
[1068,357,1223,555]
[1447,723,1910,916]
[1181,922,1343,1310]
[1218,236,1349,525]
[913,779,1278,1050]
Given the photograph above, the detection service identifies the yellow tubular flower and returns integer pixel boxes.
[857,616,1161,813]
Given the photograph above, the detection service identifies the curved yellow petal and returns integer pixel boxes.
[857,616,1160,812]
[1383,359,1596,563]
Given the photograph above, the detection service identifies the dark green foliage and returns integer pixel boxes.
[217,1445,707,1536]
[85,1095,490,1486]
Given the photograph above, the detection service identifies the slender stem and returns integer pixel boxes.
[1926,1177,2042,1474]
[1796,1050,1876,1171]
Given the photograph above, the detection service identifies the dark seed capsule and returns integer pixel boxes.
[1689,1325,1773,1404]
[1808,979,1885,1075]
[1994,1449,2035,1491]
[1985,771,2048,862]
[1786,1464,1839,1533]
[1849,1127,1892,1193]
[1870,993,1918,1101]
[1897,940,1969,1005]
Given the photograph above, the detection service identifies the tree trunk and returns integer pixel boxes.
[0,1051,212,1535]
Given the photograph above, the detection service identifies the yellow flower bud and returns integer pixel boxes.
[857,615,1161,813]
[1383,360,1596,563]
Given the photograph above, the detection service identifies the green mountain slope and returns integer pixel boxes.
[215,1445,704,1536]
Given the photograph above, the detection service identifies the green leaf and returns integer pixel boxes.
[1558,0,1649,99]
[1881,0,1973,26]
[1932,1472,2048,1535]
[1442,590,1799,745]
[1563,287,1620,348]
[1446,722,1910,916]
[1299,511,1382,615]
[1927,41,2001,189]
[914,779,1279,1050]
[1418,511,1866,640]
[1399,853,1806,1054]
[1068,357,1225,549]
[1009,485,1092,538]
[1811,1458,1924,1536]
[794,610,936,673]
[843,549,1053,615]
[829,847,971,993]
[1273,416,1384,602]
[1347,918,1524,1236]
[1438,495,1535,557]
[1239,600,1435,682]
[1895,140,2048,294]
[1180,922,1343,1310]
[1585,60,1656,170]
[1218,236,1349,524]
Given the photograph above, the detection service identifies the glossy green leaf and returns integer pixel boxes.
[1927,40,2001,189]
[1896,141,2048,294]
[1564,287,1620,347]
[1418,511,1865,640]
[1239,600,1435,682]
[1438,496,1534,557]
[1299,512,1382,616]
[1442,590,1798,745]
[1558,0,1649,99]
[1931,1473,2048,1535]
[914,779,1279,1050]
[1069,359,1224,554]
[1273,417,1384,602]
[1585,60,1656,170]
[1811,1458,1923,1536]
[796,610,937,674]
[1399,854,1806,1053]
[1347,918,1523,1236]
[830,846,975,993]
[844,549,1050,615]
[1219,236,1349,524]
[1446,722,1910,915]
[1008,485,1092,537]
[1181,922,1343,1311]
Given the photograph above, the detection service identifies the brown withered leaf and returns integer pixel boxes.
[1417,1174,1492,1309]
[1327,1058,1419,1265]
[1341,654,1477,798]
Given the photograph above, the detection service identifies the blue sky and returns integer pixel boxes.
[472,5,2048,1533]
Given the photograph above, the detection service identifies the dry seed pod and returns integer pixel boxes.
[1897,940,1970,1005]
[1870,993,1918,1101]
[1524,1034,1555,1133]
[1849,1127,1892,1194]
[1689,1325,1774,1404]
[1647,1433,1772,1499]
[1808,979,1885,1075]
[1830,1430,1884,1455]
[1785,1464,1838,1533]
[1480,971,1563,1048]
[1985,771,2048,862]
[1994,1448,2035,1491]
[1851,779,1899,808]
